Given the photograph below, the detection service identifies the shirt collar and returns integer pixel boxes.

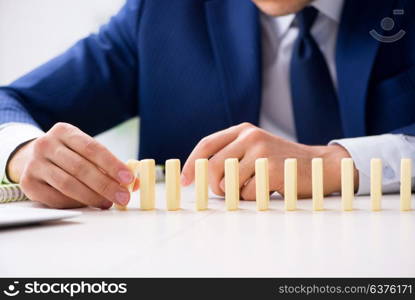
[263,0,344,38]
[312,0,344,23]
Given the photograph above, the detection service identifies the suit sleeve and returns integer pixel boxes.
[0,0,143,136]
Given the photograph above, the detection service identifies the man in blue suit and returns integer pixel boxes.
[1,0,414,208]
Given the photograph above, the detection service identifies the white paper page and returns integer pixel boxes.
[0,206,81,228]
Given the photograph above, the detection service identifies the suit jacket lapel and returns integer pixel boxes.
[336,0,396,137]
[204,0,262,126]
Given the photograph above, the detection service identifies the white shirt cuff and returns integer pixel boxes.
[0,123,44,183]
[330,134,415,195]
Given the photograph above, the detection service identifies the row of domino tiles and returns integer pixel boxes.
[115,158,413,212]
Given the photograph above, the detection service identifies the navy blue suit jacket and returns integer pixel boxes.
[1,0,415,163]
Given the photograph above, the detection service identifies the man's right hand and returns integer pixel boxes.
[7,122,134,209]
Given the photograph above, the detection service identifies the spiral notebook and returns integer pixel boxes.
[0,184,28,203]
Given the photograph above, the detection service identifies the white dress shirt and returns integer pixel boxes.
[1,0,415,194]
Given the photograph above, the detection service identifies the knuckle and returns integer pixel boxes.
[84,139,100,156]
[239,122,253,129]
[96,179,112,197]
[51,122,72,134]
[52,146,64,160]
[198,137,213,152]
[69,157,86,178]
[243,128,263,143]
[33,136,51,154]
[56,176,73,192]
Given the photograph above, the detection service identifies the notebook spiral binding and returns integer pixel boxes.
[0,184,28,203]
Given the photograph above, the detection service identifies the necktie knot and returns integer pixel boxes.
[295,6,318,35]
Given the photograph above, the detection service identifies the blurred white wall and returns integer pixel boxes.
[0,0,139,161]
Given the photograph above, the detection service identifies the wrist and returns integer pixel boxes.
[6,140,35,183]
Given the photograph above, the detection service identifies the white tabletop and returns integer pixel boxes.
[1,184,414,277]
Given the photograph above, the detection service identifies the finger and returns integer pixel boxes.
[208,139,246,196]
[181,123,252,185]
[47,145,130,205]
[268,159,284,196]
[50,123,134,185]
[21,177,88,209]
[40,160,126,208]
[240,176,256,201]
[218,153,256,193]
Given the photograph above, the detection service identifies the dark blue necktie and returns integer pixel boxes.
[290,7,343,145]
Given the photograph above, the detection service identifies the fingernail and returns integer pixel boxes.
[115,191,130,206]
[118,170,133,184]
[219,179,225,191]
[181,174,189,186]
